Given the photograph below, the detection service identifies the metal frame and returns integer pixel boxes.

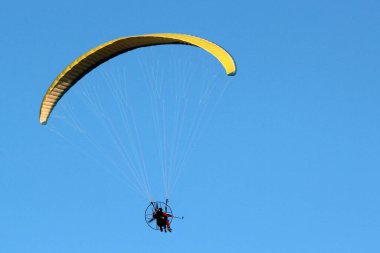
[145,200,173,230]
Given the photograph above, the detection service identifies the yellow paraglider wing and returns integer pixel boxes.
[39,33,237,124]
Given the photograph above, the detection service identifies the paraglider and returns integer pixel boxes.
[39,33,236,125]
[39,33,236,232]
[146,199,180,232]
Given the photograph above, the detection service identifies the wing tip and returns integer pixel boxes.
[227,70,237,76]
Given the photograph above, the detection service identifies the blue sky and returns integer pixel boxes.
[1,0,380,252]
